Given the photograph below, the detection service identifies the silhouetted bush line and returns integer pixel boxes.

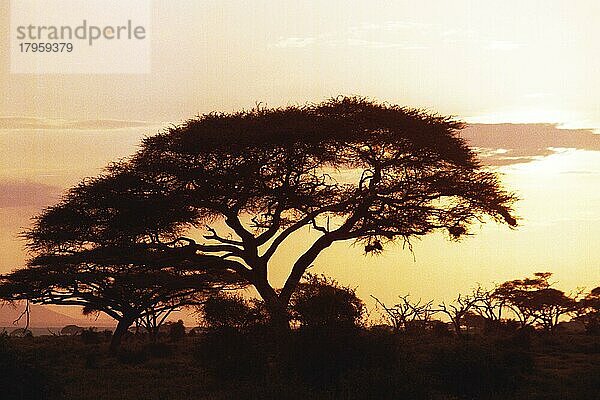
[2,326,599,399]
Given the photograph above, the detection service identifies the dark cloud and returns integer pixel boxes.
[0,117,159,131]
[0,181,61,208]
[462,124,600,165]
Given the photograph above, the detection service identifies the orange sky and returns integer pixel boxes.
[1,1,599,321]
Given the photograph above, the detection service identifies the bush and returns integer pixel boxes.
[199,293,267,331]
[168,320,186,341]
[290,273,365,329]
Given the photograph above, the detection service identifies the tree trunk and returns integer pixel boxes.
[453,319,463,337]
[109,317,134,353]
[264,298,291,335]
[250,272,292,335]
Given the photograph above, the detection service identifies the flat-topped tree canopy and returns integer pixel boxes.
[133,96,516,246]
[129,96,517,316]
[23,164,198,253]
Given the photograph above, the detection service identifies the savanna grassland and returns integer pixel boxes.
[2,326,599,400]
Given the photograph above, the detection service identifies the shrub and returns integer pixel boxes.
[290,273,365,330]
[168,320,186,341]
[199,293,267,331]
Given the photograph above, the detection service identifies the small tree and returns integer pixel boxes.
[528,288,578,332]
[0,261,238,351]
[473,284,506,322]
[495,273,578,332]
[495,272,552,328]
[575,287,600,334]
[371,294,435,333]
[290,273,365,329]
[437,291,485,337]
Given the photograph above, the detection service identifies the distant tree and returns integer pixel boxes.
[528,288,578,332]
[574,286,600,334]
[290,273,365,329]
[496,273,578,332]
[371,294,435,333]
[494,273,552,328]
[473,284,506,322]
[0,262,237,351]
[127,96,517,330]
[437,290,485,337]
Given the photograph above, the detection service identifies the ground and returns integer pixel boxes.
[1,329,599,400]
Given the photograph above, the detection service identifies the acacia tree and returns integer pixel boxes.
[127,97,517,329]
[473,285,503,322]
[494,273,553,328]
[437,291,485,336]
[0,262,235,351]
[0,166,244,351]
[575,287,600,334]
[371,294,435,333]
[495,272,578,332]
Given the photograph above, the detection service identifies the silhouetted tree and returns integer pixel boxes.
[126,96,517,330]
[371,294,435,333]
[495,272,578,332]
[575,287,600,334]
[0,261,238,351]
[0,167,244,352]
[494,272,552,328]
[290,273,365,329]
[437,290,485,337]
[470,284,513,334]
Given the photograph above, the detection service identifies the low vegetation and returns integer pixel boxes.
[0,272,598,400]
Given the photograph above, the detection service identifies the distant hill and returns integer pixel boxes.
[0,303,112,328]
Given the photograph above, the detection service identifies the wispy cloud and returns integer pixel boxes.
[272,20,432,50]
[0,117,160,131]
[463,124,600,166]
[271,20,522,52]
[0,180,61,208]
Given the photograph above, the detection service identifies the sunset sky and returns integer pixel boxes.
[1,1,599,318]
